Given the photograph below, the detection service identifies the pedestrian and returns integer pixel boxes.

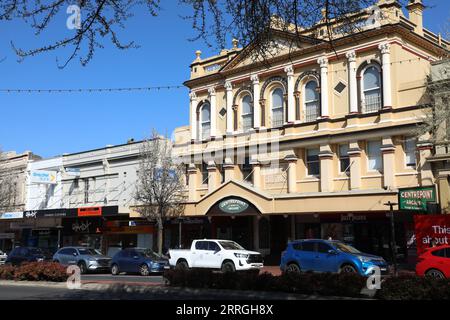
[430,238,437,248]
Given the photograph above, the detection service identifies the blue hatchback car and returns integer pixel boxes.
[110,248,169,276]
[280,239,388,276]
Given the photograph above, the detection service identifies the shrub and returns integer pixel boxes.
[0,262,68,282]
[164,269,366,298]
[376,275,450,300]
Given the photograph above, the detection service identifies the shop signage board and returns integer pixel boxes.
[78,207,102,217]
[0,212,24,219]
[65,168,81,176]
[399,186,436,211]
[219,199,249,214]
[414,214,450,255]
[23,209,77,218]
[30,170,57,184]
[0,233,14,239]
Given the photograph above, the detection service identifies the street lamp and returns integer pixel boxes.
[177,217,184,249]
[56,225,64,249]
[384,201,398,277]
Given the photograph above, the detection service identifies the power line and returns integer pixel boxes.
[0,85,185,94]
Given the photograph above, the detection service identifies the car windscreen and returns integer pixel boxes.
[333,242,361,254]
[218,241,244,250]
[137,249,162,260]
[78,248,101,255]
[28,248,43,255]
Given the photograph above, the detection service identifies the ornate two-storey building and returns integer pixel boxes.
[173,0,449,264]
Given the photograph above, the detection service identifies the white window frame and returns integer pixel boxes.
[360,64,382,113]
[404,137,417,169]
[241,94,253,132]
[303,80,320,123]
[366,140,383,172]
[338,144,350,175]
[199,102,211,140]
[271,87,285,128]
[306,148,320,177]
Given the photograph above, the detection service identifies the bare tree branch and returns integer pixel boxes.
[0,148,18,215]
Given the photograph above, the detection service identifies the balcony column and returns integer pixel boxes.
[381,137,396,189]
[223,158,235,182]
[208,87,217,138]
[207,161,218,193]
[285,154,298,193]
[187,164,198,201]
[378,42,392,109]
[417,139,434,186]
[189,92,198,141]
[348,142,362,190]
[225,81,234,135]
[251,160,262,188]
[346,50,358,114]
[317,56,329,118]
[319,144,334,192]
[284,65,295,123]
[250,75,261,129]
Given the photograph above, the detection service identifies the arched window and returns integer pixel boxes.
[304,80,320,122]
[271,88,284,127]
[362,65,382,113]
[241,95,253,132]
[200,102,211,140]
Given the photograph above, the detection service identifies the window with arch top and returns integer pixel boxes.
[271,88,284,127]
[241,95,253,132]
[304,80,320,122]
[362,65,382,113]
[200,102,211,140]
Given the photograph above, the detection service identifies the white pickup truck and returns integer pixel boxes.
[168,239,263,272]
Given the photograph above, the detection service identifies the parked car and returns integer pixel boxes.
[0,250,7,265]
[280,239,388,277]
[5,247,51,266]
[110,248,169,276]
[168,239,263,272]
[416,245,450,279]
[53,247,111,274]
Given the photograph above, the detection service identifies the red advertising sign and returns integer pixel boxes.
[78,207,102,217]
[414,215,450,255]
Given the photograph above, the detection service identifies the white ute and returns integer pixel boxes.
[168,239,263,272]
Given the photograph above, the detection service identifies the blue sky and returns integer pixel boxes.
[0,1,449,158]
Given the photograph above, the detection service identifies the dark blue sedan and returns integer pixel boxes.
[110,248,169,276]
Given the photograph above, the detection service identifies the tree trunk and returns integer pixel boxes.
[157,225,163,255]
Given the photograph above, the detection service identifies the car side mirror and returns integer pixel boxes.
[73,252,78,256]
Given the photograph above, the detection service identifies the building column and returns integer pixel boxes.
[317,56,329,118]
[437,172,450,214]
[208,87,217,138]
[346,50,358,114]
[378,42,392,109]
[207,161,218,193]
[417,140,434,186]
[187,164,198,201]
[223,158,235,182]
[225,81,233,135]
[250,75,261,129]
[251,160,262,188]
[319,144,334,192]
[348,142,362,190]
[284,154,298,193]
[189,92,198,141]
[284,65,295,123]
[381,137,396,189]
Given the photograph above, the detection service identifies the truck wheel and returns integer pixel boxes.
[176,260,188,270]
[221,261,236,273]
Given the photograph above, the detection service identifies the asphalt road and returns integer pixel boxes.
[0,285,76,300]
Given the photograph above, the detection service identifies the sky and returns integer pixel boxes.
[0,0,449,159]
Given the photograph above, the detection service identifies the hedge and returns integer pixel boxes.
[376,275,450,300]
[0,262,69,282]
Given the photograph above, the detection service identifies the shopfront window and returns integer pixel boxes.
[339,144,350,174]
[367,140,382,172]
[306,148,320,176]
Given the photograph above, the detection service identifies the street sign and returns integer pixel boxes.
[30,170,57,184]
[0,212,23,219]
[219,198,249,214]
[399,186,436,211]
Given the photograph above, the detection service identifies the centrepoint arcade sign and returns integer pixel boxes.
[399,186,436,211]
[219,199,249,214]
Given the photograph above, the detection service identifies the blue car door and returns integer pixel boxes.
[315,242,339,272]
[117,250,131,272]
[298,241,316,271]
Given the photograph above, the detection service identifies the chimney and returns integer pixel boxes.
[406,0,425,36]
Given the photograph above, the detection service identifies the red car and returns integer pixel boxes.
[416,245,450,279]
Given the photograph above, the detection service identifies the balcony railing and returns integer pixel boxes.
[362,93,382,113]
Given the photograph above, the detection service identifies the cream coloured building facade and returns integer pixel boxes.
[172,0,449,263]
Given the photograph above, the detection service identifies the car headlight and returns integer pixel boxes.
[358,256,372,263]
[234,253,249,259]
[88,259,98,264]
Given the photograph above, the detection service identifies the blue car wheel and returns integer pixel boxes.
[140,264,150,276]
[286,263,301,274]
[340,264,357,274]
